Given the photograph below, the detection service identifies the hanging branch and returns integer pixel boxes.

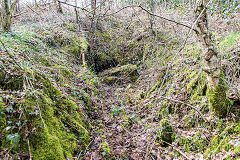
[103,5,196,32]
[55,1,195,32]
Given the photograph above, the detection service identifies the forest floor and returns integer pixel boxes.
[84,69,238,160]
[1,4,240,160]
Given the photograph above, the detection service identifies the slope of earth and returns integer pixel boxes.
[0,14,101,159]
[0,6,240,160]
[82,9,240,159]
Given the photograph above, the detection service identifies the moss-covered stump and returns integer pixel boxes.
[101,64,139,85]
[207,71,233,118]
[157,119,175,146]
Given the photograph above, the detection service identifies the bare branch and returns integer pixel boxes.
[104,5,197,32]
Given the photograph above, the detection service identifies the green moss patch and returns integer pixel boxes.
[207,71,233,117]
[157,119,175,146]
[0,74,90,159]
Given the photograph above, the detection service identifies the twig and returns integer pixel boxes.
[77,140,93,160]
[57,0,91,13]
[156,95,207,122]
[27,138,32,160]
[178,0,213,52]
[103,5,196,31]
[163,140,192,160]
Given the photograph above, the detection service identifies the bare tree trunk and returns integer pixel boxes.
[0,0,19,32]
[90,0,97,33]
[54,0,63,13]
[57,1,63,13]
[195,0,232,117]
[91,0,96,10]
[149,0,155,35]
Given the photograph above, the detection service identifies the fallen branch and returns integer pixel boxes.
[156,95,207,122]
[163,140,192,160]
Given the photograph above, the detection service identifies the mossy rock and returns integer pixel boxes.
[157,119,175,146]
[204,125,234,158]
[179,132,208,153]
[102,76,121,85]
[101,64,139,85]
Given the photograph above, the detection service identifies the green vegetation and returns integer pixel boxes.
[0,1,240,159]
[0,23,97,159]
[157,119,175,146]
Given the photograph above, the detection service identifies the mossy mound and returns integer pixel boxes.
[179,131,208,153]
[207,71,233,117]
[101,64,139,85]
[0,23,99,159]
[0,73,90,159]
[157,119,175,146]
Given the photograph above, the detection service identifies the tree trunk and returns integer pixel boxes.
[0,0,19,32]
[195,0,232,117]
[57,1,63,13]
[149,0,155,35]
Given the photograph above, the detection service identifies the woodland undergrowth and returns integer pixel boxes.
[0,4,240,160]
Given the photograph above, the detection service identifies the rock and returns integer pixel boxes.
[101,64,139,85]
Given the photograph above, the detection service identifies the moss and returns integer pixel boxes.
[179,131,208,153]
[204,125,233,157]
[191,131,208,152]
[0,24,96,159]
[22,88,89,159]
[0,75,90,159]
[103,76,119,85]
[207,71,233,117]
[101,64,139,85]
[0,70,5,85]
[101,142,111,156]
[179,137,192,152]
[54,65,73,79]
[157,119,175,146]
[0,97,6,133]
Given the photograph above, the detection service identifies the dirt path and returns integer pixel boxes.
[83,71,179,160]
